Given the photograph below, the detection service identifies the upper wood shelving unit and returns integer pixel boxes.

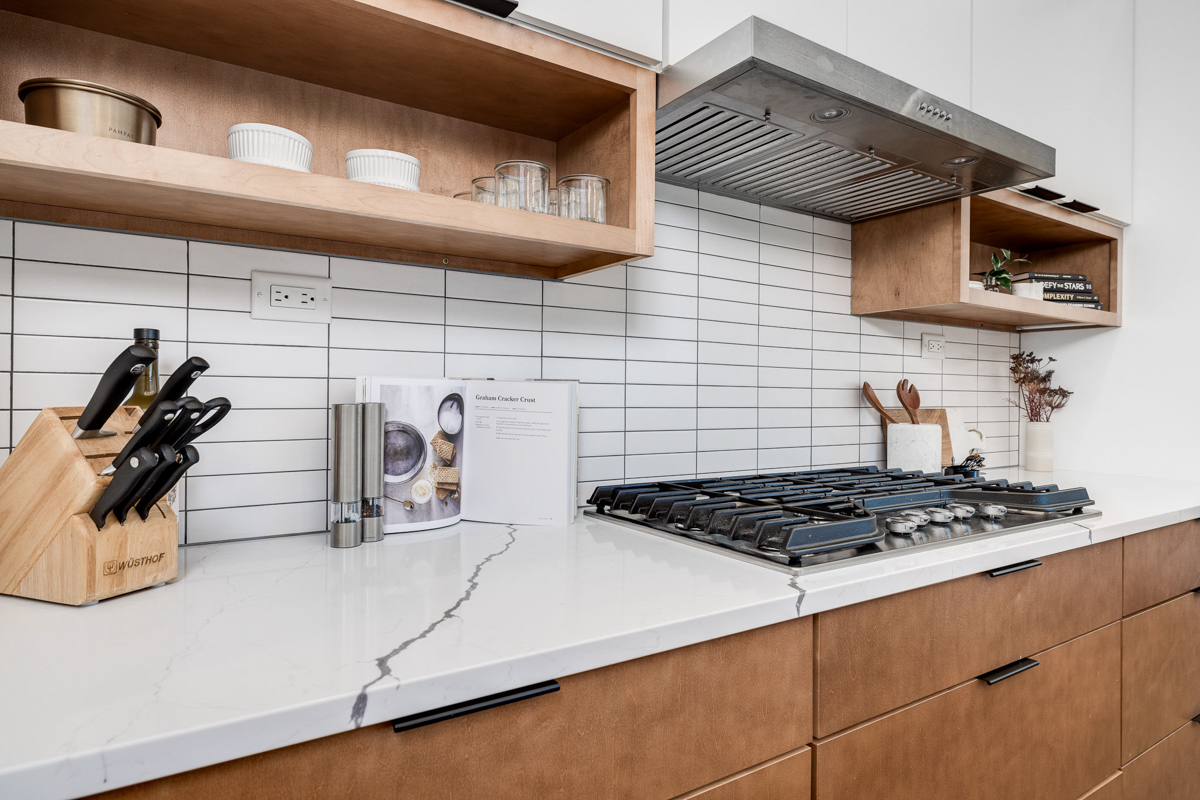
[852,189,1123,331]
[0,0,655,279]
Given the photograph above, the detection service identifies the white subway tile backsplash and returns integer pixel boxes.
[330,257,444,296]
[15,222,187,272]
[16,261,186,307]
[189,241,327,279]
[333,318,442,353]
[0,200,1017,543]
[447,270,541,305]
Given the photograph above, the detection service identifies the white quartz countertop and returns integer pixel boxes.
[3,469,1198,799]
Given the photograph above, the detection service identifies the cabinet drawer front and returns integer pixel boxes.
[1122,720,1200,800]
[1122,591,1200,762]
[1124,520,1200,615]
[675,747,810,800]
[94,619,813,800]
[812,623,1121,800]
[1075,772,1121,800]
[814,540,1121,736]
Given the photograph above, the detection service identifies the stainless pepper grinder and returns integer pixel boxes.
[330,403,362,548]
[361,402,385,543]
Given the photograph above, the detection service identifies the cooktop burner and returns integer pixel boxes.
[585,467,1099,572]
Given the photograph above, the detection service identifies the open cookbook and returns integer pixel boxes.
[356,377,578,532]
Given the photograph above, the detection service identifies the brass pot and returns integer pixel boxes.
[18,78,162,145]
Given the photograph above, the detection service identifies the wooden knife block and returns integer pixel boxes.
[0,406,177,606]
[881,408,954,467]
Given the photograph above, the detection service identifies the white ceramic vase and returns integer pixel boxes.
[1022,421,1054,472]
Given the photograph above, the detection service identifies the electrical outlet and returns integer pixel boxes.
[250,271,332,323]
[921,332,947,360]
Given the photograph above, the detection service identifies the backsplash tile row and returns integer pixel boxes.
[0,186,1019,544]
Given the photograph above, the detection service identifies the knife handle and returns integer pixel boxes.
[74,345,159,436]
[159,397,205,448]
[144,356,210,420]
[104,401,182,475]
[176,397,231,446]
[135,445,199,521]
[115,443,176,524]
[90,446,159,530]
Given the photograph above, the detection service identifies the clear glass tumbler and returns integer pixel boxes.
[471,176,496,205]
[495,160,550,213]
[557,174,609,223]
[453,191,472,201]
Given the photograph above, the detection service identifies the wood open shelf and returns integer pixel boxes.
[0,0,655,279]
[851,189,1123,331]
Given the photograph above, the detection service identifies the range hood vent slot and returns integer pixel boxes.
[656,18,1055,222]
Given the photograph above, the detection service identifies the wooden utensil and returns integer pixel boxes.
[896,380,921,424]
[862,382,898,424]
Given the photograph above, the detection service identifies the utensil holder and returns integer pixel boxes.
[0,406,177,606]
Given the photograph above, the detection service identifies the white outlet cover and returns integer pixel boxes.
[250,271,332,323]
[921,332,947,360]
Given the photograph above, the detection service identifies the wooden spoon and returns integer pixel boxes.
[862,382,898,424]
[896,380,921,424]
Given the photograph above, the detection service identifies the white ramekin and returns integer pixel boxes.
[344,148,421,191]
[227,123,313,172]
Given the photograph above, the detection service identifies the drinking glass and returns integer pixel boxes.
[557,174,609,223]
[471,176,496,205]
[495,160,550,213]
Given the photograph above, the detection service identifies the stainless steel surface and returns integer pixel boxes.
[332,404,362,503]
[330,520,362,549]
[361,402,385,544]
[71,426,115,439]
[19,78,162,145]
[656,18,1055,221]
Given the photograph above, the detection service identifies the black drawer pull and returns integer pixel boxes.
[392,680,560,733]
[1194,713,1200,725]
[978,658,1040,686]
[988,559,1043,578]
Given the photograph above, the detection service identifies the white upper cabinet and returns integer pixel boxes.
[666,0,849,63]
[972,0,1134,222]
[511,0,664,64]
[845,0,972,109]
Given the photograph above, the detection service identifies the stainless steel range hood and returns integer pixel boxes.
[656,18,1055,222]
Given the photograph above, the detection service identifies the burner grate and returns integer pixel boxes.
[587,467,1096,567]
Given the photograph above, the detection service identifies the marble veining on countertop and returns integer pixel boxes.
[1,469,1197,800]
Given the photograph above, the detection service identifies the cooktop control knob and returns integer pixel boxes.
[925,507,955,524]
[885,516,919,535]
[901,510,930,526]
[947,503,976,519]
[978,503,1008,518]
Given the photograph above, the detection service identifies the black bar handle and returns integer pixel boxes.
[1194,713,1200,724]
[978,657,1040,686]
[392,680,559,733]
[988,559,1042,578]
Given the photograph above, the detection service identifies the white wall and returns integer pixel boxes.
[0,192,1019,545]
[1023,0,1200,479]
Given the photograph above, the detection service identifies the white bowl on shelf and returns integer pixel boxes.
[227,123,313,172]
[344,148,421,191]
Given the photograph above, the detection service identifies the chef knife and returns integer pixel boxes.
[89,446,159,530]
[72,345,159,439]
[100,400,181,476]
[134,445,199,521]
[174,397,231,447]
[157,397,205,448]
[136,356,211,431]
[113,442,177,525]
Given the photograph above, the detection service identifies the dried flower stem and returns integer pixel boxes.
[1007,351,1073,422]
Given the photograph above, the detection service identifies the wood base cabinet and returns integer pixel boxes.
[1122,721,1200,800]
[812,623,1121,800]
[674,748,810,800]
[1122,519,1200,616]
[94,619,813,800]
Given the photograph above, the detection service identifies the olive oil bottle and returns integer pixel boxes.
[127,328,160,410]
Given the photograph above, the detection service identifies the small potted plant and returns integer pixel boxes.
[1008,351,1073,471]
[978,249,1030,293]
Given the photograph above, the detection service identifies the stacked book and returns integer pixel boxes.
[1011,272,1103,309]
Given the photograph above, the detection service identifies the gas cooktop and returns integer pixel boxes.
[585,467,1099,573]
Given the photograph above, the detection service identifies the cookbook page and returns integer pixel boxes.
[357,377,466,533]
[461,380,577,526]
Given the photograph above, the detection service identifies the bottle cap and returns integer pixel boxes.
[134,328,161,340]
